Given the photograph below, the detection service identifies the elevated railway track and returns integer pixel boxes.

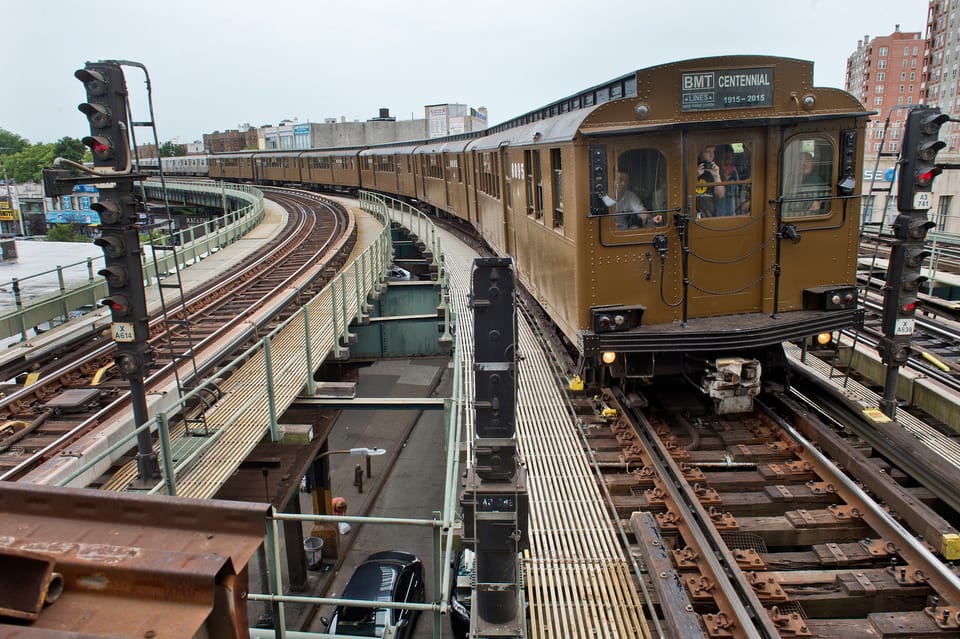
[4,191,960,638]
[0,189,358,485]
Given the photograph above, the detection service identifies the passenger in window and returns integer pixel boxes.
[798,152,827,213]
[695,146,724,218]
[714,144,740,216]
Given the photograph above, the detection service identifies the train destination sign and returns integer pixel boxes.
[681,67,774,112]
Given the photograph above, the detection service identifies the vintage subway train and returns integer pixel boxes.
[205,56,866,412]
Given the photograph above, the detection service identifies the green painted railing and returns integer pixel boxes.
[0,180,264,342]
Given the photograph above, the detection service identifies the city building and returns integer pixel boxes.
[845,26,925,157]
[426,104,488,138]
[923,1,960,150]
[253,104,488,151]
[204,126,259,153]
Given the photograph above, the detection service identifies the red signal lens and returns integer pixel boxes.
[917,170,937,186]
[900,301,917,313]
[93,141,110,156]
[101,297,130,314]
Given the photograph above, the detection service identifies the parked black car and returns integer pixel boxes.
[449,548,474,638]
[323,550,425,638]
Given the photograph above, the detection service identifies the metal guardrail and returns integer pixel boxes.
[0,180,264,342]
[49,191,461,639]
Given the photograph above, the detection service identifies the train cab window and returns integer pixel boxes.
[608,148,667,230]
[693,142,752,218]
[781,137,834,218]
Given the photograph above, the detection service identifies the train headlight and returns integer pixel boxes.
[816,332,833,346]
[803,286,858,311]
[591,305,645,333]
[602,351,617,365]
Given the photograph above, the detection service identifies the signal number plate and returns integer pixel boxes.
[112,322,135,343]
[913,192,932,210]
[894,318,915,336]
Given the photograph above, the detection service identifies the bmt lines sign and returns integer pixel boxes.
[681,67,774,112]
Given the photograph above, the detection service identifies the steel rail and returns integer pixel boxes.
[0,192,346,481]
[608,387,781,639]
[756,398,960,605]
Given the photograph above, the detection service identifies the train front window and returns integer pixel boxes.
[609,148,667,230]
[781,136,834,218]
[693,142,752,218]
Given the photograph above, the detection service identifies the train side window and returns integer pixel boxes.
[609,148,667,229]
[781,137,834,218]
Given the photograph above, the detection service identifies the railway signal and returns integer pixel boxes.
[92,192,151,378]
[897,106,947,213]
[76,62,131,173]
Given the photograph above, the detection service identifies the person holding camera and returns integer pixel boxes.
[695,145,725,218]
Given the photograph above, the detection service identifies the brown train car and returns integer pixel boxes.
[503,55,866,394]
[224,55,867,406]
[208,152,256,182]
[330,148,362,191]
[299,148,363,192]
[413,140,472,222]
[255,151,303,185]
[301,149,336,188]
[359,144,419,198]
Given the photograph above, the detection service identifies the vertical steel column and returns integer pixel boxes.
[155,411,178,496]
[265,514,288,638]
[302,306,316,397]
[263,336,280,441]
[330,279,342,356]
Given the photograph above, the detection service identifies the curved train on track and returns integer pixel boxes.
[180,56,867,412]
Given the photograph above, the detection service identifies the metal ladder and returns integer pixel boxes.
[823,106,914,385]
[114,60,208,436]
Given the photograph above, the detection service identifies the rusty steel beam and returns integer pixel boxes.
[0,482,269,637]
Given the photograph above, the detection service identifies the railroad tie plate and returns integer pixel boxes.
[42,388,101,413]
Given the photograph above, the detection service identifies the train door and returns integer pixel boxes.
[414,154,425,201]
[684,131,767,316]
[500,144,513,256]
[442,152,452,209]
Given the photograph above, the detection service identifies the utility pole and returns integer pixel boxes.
[0,159,24,236]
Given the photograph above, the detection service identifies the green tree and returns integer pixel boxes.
[47,223,88,242]
[159,141,186,157]
[3,143,56,183]
[0,129,29,156]
[53,137,88,164]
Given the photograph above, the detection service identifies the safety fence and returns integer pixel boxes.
[0,180,264,341]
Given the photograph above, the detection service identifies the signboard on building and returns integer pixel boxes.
[428,105,448,138]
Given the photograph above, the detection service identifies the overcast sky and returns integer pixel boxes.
[6,0,930,145]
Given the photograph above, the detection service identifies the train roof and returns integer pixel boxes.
[581,56,868,136]
[209,151,258,159]
[469,108,597,151]
[413,138,473,154]
[300,147,366,158]
[359,143,420,156]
